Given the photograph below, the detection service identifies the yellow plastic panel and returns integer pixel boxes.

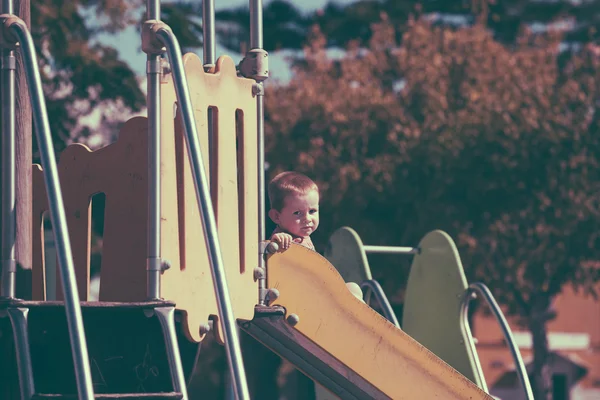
[267,244,493,399]
[403,230,487,389]
[160,54,259,343]
[324,226,372,284]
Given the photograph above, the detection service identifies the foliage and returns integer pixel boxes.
[29,0,146,155]
[215,0,600,52]
[264,16,600,398]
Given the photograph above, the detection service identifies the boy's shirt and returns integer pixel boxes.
[271,226,315,251]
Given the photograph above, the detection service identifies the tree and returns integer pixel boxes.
[27,0,146,156]
[264,16,600,399]
[215,0,600,52]
[26,0,241,156]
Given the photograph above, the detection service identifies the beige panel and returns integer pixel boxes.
[93,119,149,301]
[403,230,487,389]
[31,144,94,301]
[31,118,151,302]
[267,243,493,399]
[160,54,258,343]
[324,226,372,283]
[29,53,259,345]
[54,144,94,301]
[159,56,215,343]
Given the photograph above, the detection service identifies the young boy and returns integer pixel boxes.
[267,171,319,251]
[267,171,364,301]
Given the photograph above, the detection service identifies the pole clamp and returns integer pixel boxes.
[147,258,171,272]
[1,53,14,69]
[238,48,269,82]
[2,259,16,273]
[0,14,20,50]
[141,20,169,55]
[146,57,162,74]
[252,83,264,96]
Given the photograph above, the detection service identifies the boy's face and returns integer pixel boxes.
[269,190,320,237]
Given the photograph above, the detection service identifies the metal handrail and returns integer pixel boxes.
[2,15,95,400]
[462,282,534,400]
[152,23,250,400]
[360,279,400,328]
[363,245,420,255]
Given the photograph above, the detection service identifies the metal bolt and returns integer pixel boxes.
[286,313,300,326]
[253,267,266,280]
[199,321,213,336]
[267,288,280,301]
[161,259,171,271]
[266,241,279,254]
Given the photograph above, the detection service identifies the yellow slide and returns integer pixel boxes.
[242,243,493,400]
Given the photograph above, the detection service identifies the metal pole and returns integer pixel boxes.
[464,283,534,400]
[8,18,94,400]
[249,0,267,306]
[8,307,35,399]
[202,0,215,69]
[359,280,400,328]
[249,0,263,50]
[201,5,240,400]
[202,0,216,220]
[146,0,162,300]
[362,245,420,255]
[0,0,15,299]
[155,25,250,400]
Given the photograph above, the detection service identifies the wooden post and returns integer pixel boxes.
[0,3,31,398]
[14,0,32,299]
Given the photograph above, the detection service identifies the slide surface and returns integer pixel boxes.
[266,244,492,399]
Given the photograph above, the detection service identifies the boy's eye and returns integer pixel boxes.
[293,211,301,216]
[309,209,318,214]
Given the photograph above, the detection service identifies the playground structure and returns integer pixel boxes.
[0,0,534,399]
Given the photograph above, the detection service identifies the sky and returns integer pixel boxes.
[99,0,356,83]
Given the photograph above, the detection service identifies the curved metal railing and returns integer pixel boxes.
[462,282,534,400]
[360,279,401,328]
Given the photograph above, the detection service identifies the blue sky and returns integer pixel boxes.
[101,0,355,82]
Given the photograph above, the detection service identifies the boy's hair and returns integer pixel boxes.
[268,171,319,211]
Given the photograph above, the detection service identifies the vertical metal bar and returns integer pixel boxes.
[202,0,215,69]
[7,307,35,400]
[202,0,216,220]
[146,0,162,300]
[154,307,189,399]
[249,0,263,49]
[155,26,250,400]
[9,19,94,400]
[0,0,15,298]
[249,0,267,306]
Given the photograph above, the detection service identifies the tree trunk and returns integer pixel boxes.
[528,296,553,400]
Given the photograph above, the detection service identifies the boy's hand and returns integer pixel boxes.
[271,232,294,250]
